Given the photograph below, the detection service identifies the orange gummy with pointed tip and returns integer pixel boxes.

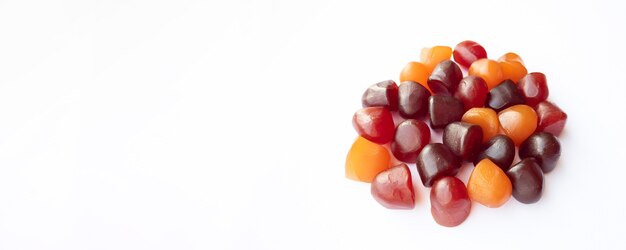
[498,52,525,65]
[468,59,504,90]
[345,136,391,183]
[420,46,453,73]
[467,158,512,208]
[499,61,528,83]
[462,108,500,143]
[400,62,431,92]
[498,104,538,146]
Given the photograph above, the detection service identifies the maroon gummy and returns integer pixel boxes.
[455,76,489,110]
[430,176,471,227]
[453,40,488,68]
[428,95,465,129]
[398,81,431,119]
[362,80,399,111]
[443,122,483,162]
[371,164,415,209]
[507,158,544,204]
[535,101,567,136]
[352,107,395,144]
[428,60,463,95]
[391,119,431,163]
[416,143,461,187]
[517,72,549,107]
[485,79,525,112]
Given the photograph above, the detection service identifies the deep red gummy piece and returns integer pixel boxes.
[453,40,488,68]
[428,60,463,95]
[352,107,395,144]
[371,164,415,209]
[391,119,431,163]
[535,101,567,136]
[455,76,489,111]
[430,176,471,227]
[443,122,483,162]
[362,80,399,111]
[429,95,465,129]
[517,72,549,107]
[398,81,431,119]
[507,158,544,204]
[416,143,461,187]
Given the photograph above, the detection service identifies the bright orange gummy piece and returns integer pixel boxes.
[461,108,500,143]
[420,46,452,73]
[499,61,528,83]
[498,52,525,65]
[468,59,504,90]
[400,61,431,92]
[345,136,391,183]
[468,158,512,208]
[498,104,538,146]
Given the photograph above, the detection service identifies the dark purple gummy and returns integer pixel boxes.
[519,132,561,173]
[443,122,483,162]
[474,134,515,171]
[362,80,399,111]
[428,95,465,129]
[398,81,431,119]
[485,80,525,112]
[428,60,463,96]
[416,143,461,187]
[507,158,544,204]
[455,76,489,111]
[391,119,431,163]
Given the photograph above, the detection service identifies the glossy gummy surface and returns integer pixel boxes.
[535,101,567,136]
[507,158,544,204]
[361,80,399,111]
[453,40,487,68]
[428,60,463,95]
[468,58,504,89]
[485,79,526,112]
[443,122,483,162]
[391,119,431,163]
[461,107,500,143]
[517,72,549,107]
[498,104,538,146]
[420,46,453,73]
[371,164,415,209]
[345,136,391,183]
[519,132,561,173]
[499,60,528,83]
[400,62,431,92]
[430,176,471,227]
[416,143,461,187]
[398,81,431,119]
[468,158,512,208]
[352,107,395,144]
[454,76,489,111]
[474,135,516,171]
[429,95,465,129]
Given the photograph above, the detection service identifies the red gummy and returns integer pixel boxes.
[371,164,415,209]
[352,107,395,144]
[454,76,489,111]
[535,101,567,136]
[517,72,549,107]
[430,176,471,227]
[391,119,431,163]
[453,40,488,68]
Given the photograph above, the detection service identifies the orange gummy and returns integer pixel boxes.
[400,61,431,92]
[467,158,512,208]
[461,108,500,143]
[498,52,525,65]
[468,59,504,90]
[498,104,538,146]
[345,136,391,183]
[499,61,528,83]
[420,46,453,73]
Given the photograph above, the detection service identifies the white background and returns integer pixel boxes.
[0,0,625,249]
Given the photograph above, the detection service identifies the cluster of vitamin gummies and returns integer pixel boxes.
[346,40,567,227]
